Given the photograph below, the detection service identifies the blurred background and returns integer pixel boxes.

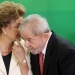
[1,0,75,44]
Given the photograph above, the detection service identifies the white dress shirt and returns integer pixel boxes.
[42,31,52,60]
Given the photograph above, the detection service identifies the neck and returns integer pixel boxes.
[0,35,13,56]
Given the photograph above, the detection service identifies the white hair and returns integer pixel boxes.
[19,14,50,35]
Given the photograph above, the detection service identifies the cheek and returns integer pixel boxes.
[13,30,17,35]
[15,30,18,35]
[12,29,19,38]
[32,42,40,48]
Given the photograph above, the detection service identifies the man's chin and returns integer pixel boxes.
[30,50,35,54]
[30,50,38,55]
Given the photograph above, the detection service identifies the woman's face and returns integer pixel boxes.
[5,17,23,42]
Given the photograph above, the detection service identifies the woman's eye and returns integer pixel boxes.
[15,26,19,29]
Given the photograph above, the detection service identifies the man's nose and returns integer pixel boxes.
[25,40,30,47]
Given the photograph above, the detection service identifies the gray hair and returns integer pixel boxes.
[19,14,50,35]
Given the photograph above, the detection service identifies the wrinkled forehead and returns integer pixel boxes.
[19,22,32,33]
[20,29,35,40]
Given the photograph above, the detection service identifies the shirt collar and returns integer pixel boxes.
[42,31,52,58]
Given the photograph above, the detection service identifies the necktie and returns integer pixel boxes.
[39,52,44,75]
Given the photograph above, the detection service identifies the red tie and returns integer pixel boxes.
[39,52,44,75]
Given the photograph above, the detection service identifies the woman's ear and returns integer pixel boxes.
[2,27,7,35]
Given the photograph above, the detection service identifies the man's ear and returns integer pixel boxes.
[41,33,49,44]
[2,27,7,35]
[42,33,49,39]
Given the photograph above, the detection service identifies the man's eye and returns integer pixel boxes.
[28,39,34,43]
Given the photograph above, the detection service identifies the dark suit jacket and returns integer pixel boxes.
[30,31,75,75]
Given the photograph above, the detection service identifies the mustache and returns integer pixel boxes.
[27,47,33,50]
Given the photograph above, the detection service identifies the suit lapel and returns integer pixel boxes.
[30,31,56,75]
[43,31,56,75]
[0,53,7,75]
[0,52,18,75]
[9,53,18,73]
[30,54,40,75]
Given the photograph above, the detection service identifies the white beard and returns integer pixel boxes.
[30,38,43,55]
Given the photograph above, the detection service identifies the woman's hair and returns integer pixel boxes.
[19,14,50,35]
[0,1,26,34]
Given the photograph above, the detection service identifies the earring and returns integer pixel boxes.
[4,32,6,35]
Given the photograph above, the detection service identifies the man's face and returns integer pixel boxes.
[21,30,43,54]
